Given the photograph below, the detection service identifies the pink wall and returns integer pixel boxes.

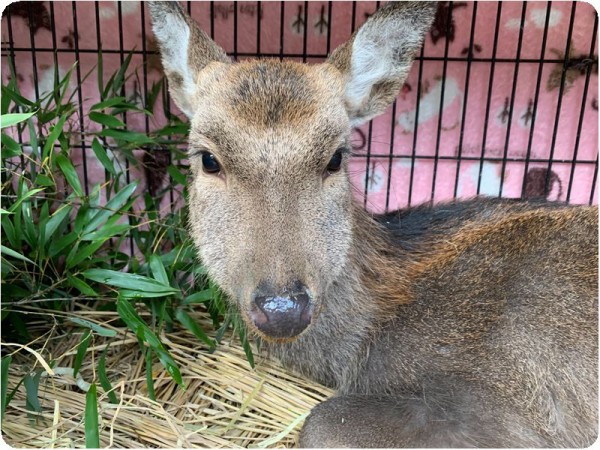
[2,1,598,213]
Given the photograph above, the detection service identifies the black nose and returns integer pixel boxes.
[250,281,313,339]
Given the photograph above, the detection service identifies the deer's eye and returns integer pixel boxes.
[326,148,345,174]
[201,151,221,174]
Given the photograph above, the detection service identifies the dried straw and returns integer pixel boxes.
[2,306,333,448]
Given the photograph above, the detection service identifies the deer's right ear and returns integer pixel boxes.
[327,2,437,127]
[148,1,230,118]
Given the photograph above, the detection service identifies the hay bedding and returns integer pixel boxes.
[1,305,333,448]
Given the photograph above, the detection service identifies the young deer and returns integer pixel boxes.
[149,2,598,447]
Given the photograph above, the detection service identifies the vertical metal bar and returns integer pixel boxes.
[116,1,135,256]
[476,2,503,195]
[27,3,40,102]
[430,1,453,201]
[589,155,598,205]
[302,1,309,63]
[359,1,373,209]
[363,121,375,209]
[453,2,478,198]
[566,13,598,202]
[520,1,553,198]
[233,1,238,60]
[498,2,527,197]
[140,2,150,132]
[279,1,285,60]
[210,2,215,39]
[256,1,262,56]
[384,101,398,212]
[326,1,333,55]
[407,45,426,207]
[350,1,357,32]
[544,1,577,197]
[4,7,25,163]
[72,1,90,195]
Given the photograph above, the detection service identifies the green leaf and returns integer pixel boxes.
[118,290,175,299]
[89,111,126,128]
[98,343,118,404]
[42,114,68,159]
[73,330,92,377]
[24,371,42,414]
[145,348,156,401]
[66,240,105,269]
[183,289,214,305]
[90,97,127,111]
[116,297,184,387]
[82,182,137,235]
[148,254,169,286]
[45,204,72,239]
[67,275,99,297]
[91,138,116,176]
[85,384,100,448]
[48,232,78,258]
[175,308,215,349]
[55,153,83,197]
[7,188,44,213]
[0,111,36,128]
[98,129,154,145]
[82,223,130,242]
[0,245,35,264]
[167,164,187,185]
[68,317,117,337]
[1,132,22,158]
[83,269,179,295]
[1,355,11,423]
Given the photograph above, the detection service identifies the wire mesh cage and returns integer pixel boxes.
[1,2,599,448]
[2,1,598,216]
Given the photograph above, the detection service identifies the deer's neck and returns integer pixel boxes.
[265,205,410,389]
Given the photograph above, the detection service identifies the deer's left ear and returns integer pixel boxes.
[327,2,437,127]
[148,1,231,118]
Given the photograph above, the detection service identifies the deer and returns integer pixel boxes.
[148,1,598,447]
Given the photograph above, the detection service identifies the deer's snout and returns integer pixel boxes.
[250,282,314,339]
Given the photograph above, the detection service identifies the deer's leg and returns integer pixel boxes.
[298,392,547,448]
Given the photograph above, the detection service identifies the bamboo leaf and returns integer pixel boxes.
[90,138,116,176]
[73,330,92,377]
[55,153,83,197]
[0,111,36,128]
[68,317,117,337]
[148,254,169,286]
[1,355,11,423]
[183,289,214,305]
[98,343,118,404]
[82,182,137,235]
[83,269,179,295]
[42,114,68,159]
[175,308,216,349]
[116,297,184,387]
[89,111,126,128]
[84,384,100,448]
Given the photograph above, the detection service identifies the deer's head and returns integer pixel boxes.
[149,1,436,341]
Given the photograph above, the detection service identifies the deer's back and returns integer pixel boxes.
[357,199,598,445]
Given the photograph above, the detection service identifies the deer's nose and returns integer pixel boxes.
[250,282,313,339]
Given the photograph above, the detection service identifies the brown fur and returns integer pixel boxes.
[149,2,598,447]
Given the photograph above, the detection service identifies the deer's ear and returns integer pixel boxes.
[148,1,230,118]
[327,2,437,127]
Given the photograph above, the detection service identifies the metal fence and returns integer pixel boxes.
[2,1,598,212]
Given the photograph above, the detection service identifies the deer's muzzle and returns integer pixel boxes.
[250,282,313,339]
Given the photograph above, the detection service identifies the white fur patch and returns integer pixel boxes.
[152,11,197,117]
[346,31,396,109]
